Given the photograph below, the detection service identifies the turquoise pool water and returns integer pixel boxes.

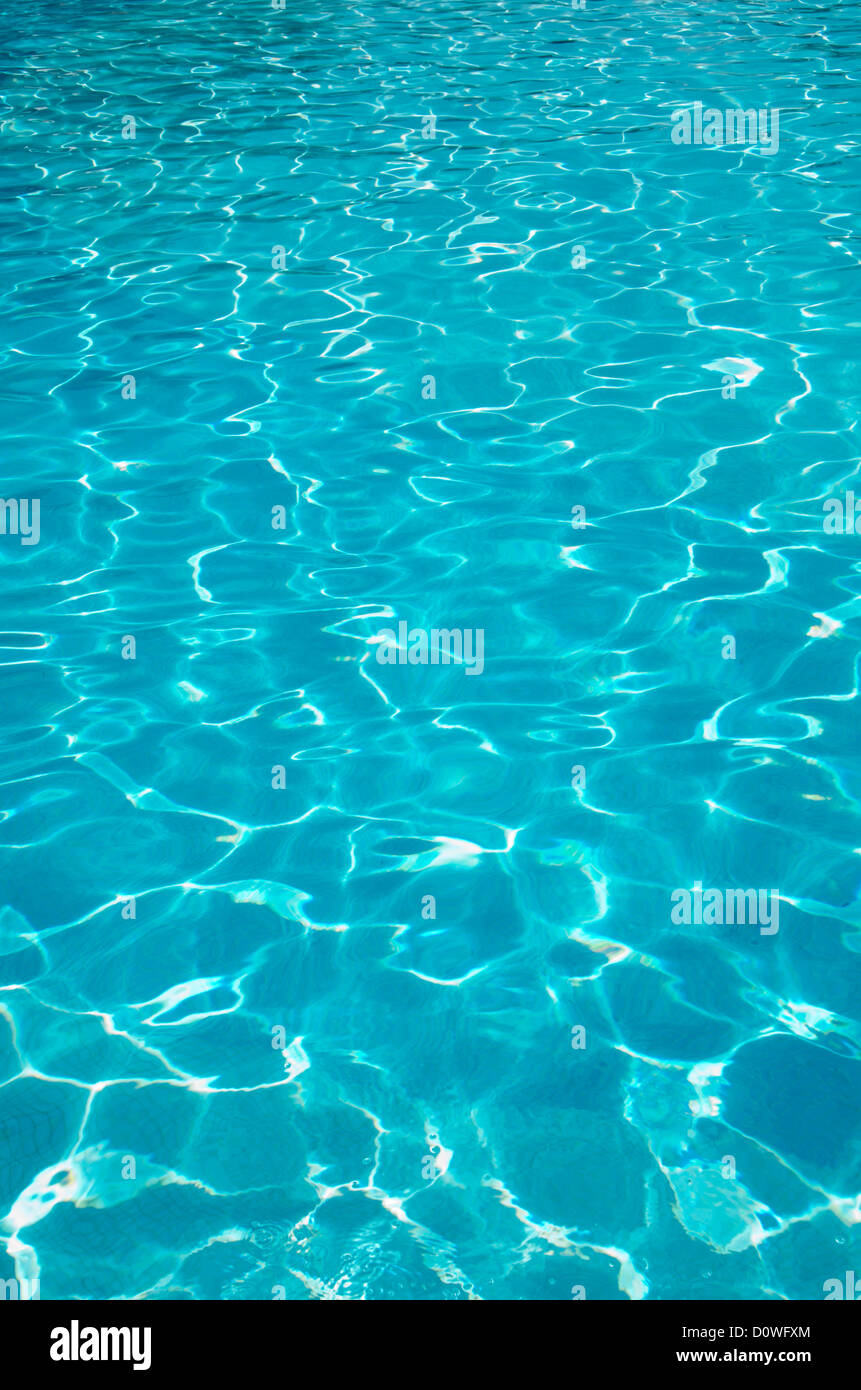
[0,0,859,1301]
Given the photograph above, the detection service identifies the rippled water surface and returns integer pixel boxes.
[1,0,860,1300]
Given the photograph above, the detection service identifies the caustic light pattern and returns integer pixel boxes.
[0,0,859,1301]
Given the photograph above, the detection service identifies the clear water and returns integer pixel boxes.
[1,0,860,1301]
